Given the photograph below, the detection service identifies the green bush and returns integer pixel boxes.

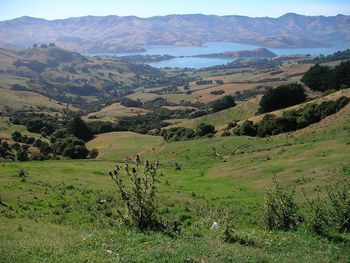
[263,177,300,231]
[303,179,350,235]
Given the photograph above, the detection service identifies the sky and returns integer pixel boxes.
[0,0,349,21]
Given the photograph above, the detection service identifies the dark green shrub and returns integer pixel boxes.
[11,131,22,142]
[301,64,335,92]
[161,127,195,142]
[196,123,215,137]
[211,95,236,112]
[258,83,306,113]
[89,148,99,159]
[17,149,28,161]
[67,116,94,142]
[234,120,257,136]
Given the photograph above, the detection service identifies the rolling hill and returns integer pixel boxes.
[0,45,163,110]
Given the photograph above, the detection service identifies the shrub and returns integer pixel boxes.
[11,131,22,142]
[210,89,225,95]
[67,116,94,142]
[234,120,257,136]
[211,95,236,112]
[302,187,331,235]
[108,157,162,230]
[17,149,28,161]
[263,177,300,231]
[161,127,195,142]
[189,110,207,119]
[258,83,306,113]
[196,123,215,137]
[89,148,99,159]
[304,179,350,235]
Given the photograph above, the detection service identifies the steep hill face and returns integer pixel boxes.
[0,13,349,52]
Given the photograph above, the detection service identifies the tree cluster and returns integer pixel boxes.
[301,61,350,92]
[258,83,307,114]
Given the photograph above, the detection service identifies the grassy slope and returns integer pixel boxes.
[1,102,350,262]
[0,89,72,111]
[84,103,150,122]
[169,96,261,130]
[86,131,164,161]
[0,117,47,141]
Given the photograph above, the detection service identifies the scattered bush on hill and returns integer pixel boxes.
[235,96,349,137]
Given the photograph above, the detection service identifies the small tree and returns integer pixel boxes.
[108,156,162,230]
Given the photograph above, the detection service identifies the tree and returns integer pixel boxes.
[234,120,257,136]
[67,116,94,142]
[301,64,335,92]
[211,95,236,112]
[258,83,306,113]
[196,123,215,137]
[334,61,350,89]
[11,131,22,142]
[17,149,28,161]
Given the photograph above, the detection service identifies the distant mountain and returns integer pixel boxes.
[0,13,349,53]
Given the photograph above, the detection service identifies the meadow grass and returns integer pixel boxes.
[1,105,350,262]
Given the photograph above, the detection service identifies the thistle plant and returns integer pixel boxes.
[108,155,162,230]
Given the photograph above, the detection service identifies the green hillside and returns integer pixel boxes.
[1,100,350,261]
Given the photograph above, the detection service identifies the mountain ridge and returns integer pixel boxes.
[0,13,349,53]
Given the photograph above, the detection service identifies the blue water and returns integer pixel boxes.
[94,42,350,69]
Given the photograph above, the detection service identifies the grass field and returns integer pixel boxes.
[86,131,164,161]
[1,100,350,262]
[84,103,150,122]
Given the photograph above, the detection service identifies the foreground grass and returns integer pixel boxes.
[1,107,350,262]
[1,216,349,263]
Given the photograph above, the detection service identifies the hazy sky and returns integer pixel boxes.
[0,0,349,21]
